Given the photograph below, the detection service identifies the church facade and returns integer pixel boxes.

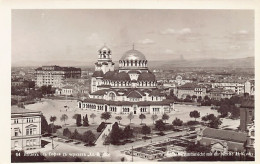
[77,45,174,115]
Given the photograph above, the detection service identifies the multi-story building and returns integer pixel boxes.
[196,128,248,153]
[240,99,254,132]
[78,45,174,115]
[11,106,42,150]
[176,83,207,99]
[35,65,81,88]
[212,81,245,95]
[209,88,235,100]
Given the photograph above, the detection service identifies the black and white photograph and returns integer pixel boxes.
[8,7,256,162]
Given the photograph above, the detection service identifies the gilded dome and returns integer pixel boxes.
[120,49,146,61]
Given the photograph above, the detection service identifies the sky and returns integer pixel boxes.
[12,9,254,65]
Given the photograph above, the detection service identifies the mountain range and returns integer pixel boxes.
[12,57,254,68]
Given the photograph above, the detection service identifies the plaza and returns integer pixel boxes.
[25,99,239,129]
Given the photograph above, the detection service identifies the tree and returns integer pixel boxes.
[139,114,146,124]
[151,114,158,124]
[110,122,123,144]
[60,114,68,126]
[127,112,134,124]
[115,116,122,124]
[197,96,202,103]
[90,113,96,124]
[192,95,197,100]
[162,113,170,123]
[49,116,57,149]
[172,118,183,127]
[209,117,222,129]
[63,128,72,138]
[71,129,81,140]
[82,130,96,144]
[202,114,222,128]
[123,125,134,139]
[76,114,82,126]
[155,119,165,132]
[189,110,200,121]
[141,125,151,137]
[41,115,49,134]
[72,114,79,125]
[101,112,111,123]
[83,114,89,126]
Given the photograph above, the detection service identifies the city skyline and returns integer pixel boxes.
[12,9,254,66]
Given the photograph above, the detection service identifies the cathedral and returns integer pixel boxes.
[77,45,174,115]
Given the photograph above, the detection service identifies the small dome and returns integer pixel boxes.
[138,72,156,81]
[120,49,146,61]
[112,72,131,81]
[103,71,115,80]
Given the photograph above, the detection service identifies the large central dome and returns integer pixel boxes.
[120,49,146,61]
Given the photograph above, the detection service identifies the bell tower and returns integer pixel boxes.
[94,44,115,74]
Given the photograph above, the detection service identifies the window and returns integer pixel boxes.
[14,129,19,136]
[26,128,34,135]
[14,119,18,124]
[14,141,18,147]
[109,92,116,101]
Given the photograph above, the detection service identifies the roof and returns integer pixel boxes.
[202,128,247,143]
[178,83,201,90]
[240,99,254,108]
[128,70,141,74]
[62,85,74,89]
[137,72,156,81]
[92,71,104,77]
[35,65,81,72]
[91,89,109,96]
[149,89,165,97]
[112,72,131,81]
[11,106,41,116]
[99,45,111,52]
[120,49,146,61]
[103,71,116,80]
[127,90,143,98]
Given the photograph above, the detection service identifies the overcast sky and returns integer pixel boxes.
[12,9,254,64]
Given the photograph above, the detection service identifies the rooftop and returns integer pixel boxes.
[11,106,41,114]
[202,127,247,143]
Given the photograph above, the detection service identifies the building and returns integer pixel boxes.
[78,45,174,115]
[35,65,81,88]
[176,83,207,99]
[244,80,255,96]
[212,81,245,95]
[11,106,42,150]
[240,99,254,132]
[209,88,235,100]
[196,128,248,153]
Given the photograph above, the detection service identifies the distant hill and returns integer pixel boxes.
[12,57,254,68]
[148,57,255,69]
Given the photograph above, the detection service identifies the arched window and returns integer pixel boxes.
[109,92,116,101]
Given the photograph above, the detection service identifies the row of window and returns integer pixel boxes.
[14,128,37,136]
[97,106,104,110]
[82,103,96,109]
[13,118,35,124]
[110,107,117,112]
[140,108,147,112]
